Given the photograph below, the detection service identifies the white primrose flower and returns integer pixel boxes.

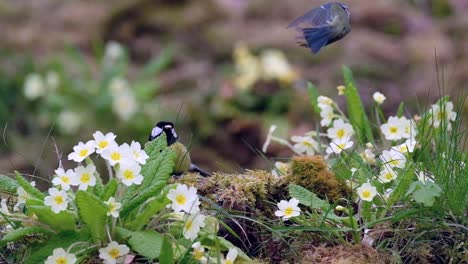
[291,135,319,155]
[128,141,149,165]
[104,41,124,62]
[16,187,29,206]
[260,49,297,83]
[192,242,207,262]
[44,188,69,213]
[167,184,200,213]
[99,241,130,264]
[320,105,335,127]
[275,198,301,220]
[380,149,406,169]
[105,197,122,218]
[113,92,137,121]
[392,137,417,154]
[272,161,290,177]
[379,167,398,183]
[183,212,207,240]
[23,73,45,100]
[223,248,238,264]
[52,167,75,191]
[360,148,376,165]
[93,131,117,154]
[72,164,97,191]
[356,183,377,202]
[317,96,334,109]
[68,140,96,163]
[401,118,417,139]
[327,119,354,140]
[101,144,132,166]
[326,137,354,155]
[45,248,77,264]
[380,116,405,141]
[116,163,144,186]
[430,101,457,129]
[373,92,386,105]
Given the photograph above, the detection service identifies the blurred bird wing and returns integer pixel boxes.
[287,3,336,29]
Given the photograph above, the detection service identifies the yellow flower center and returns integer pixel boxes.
[225,260,233,264]
[80,173,90,183]
[193,249,204,260]
[109,203,116,212]
[362,190,371,199]
[61,176,70,184]
[176,195,187,205]
[185,220,193,231]
[385,173,393,180]
[389,159,399,166]
[123,170,134,180]
[109,248,120,259]
[389,126,398,134]
[98,141,109,149]
[303,141,313,147]
[110,152,121,161]
[55,257,68,264]
[338,143,346,149]
[436,110,446,121]
[78,149,88,157]
[336,129,345,139]
[284,207,294,217]
[54,195,64,205]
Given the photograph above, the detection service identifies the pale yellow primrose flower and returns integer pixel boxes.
[373,92,386,104]
[327,119,354,140]
[99,241,130,264]
[101,144,132,166]
[68,140,96,163]
[430,101,457,129]
[380,149,406,169]
[167,184,200,213]
[52,167,75,191]
[93,131,117,154]
[192,242,207,262]
[23,73,45,100]
[45,248,77,264]
[72,164,97,191]
[272,161,290,177]
[44,188,69,214]
[275,198,301,220]
[260,49,297,84]
[105,197,122,218]
[116,163,144,186]
[379,167,397,183]
[337,85,346,95]
[326,137,354,155]
[183,212,207,240]
[356,183,377,202]
[223,248,238,264]
[380,116,405,141]
[291,135,319,155]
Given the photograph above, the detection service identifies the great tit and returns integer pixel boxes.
[148,121,212,177]
[288,2,351,54]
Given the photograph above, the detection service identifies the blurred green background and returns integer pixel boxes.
[0,0,467,179]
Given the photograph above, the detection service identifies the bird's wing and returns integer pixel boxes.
[287,2,336,29]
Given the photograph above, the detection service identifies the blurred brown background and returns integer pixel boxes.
[0,0,467,178]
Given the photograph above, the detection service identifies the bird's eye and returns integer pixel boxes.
[151,126,163,138]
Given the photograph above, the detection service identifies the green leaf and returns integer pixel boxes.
[342,66,374,144]
[128,230,165,259]
[396,102,405,117]
[307,82,321,114]
[121,181,167,218]
[288,184,329,210]
[25,230,89,264]
[158,235,173,264]
[386,165,415,209]
[408,181,443,207]
[27,205,76,231]
[128,186,171,231]
[15,171,45,200]
[0,175,19,195]
[115,226,134,240]
[100,178,118,201]
[0,226,53,247]
[75,191,108,241]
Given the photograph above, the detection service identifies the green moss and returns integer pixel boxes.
[289,155,351,203]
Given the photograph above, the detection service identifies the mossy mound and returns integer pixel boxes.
[300,244,397,264]
[289,155,351,203]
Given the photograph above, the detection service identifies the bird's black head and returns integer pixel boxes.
[148,121,178,146]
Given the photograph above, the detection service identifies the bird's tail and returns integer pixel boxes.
[303,26,331,54]
[189,163,212,177]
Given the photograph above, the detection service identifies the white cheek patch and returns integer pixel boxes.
[151,127,163,138]
[171,128,178,139]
